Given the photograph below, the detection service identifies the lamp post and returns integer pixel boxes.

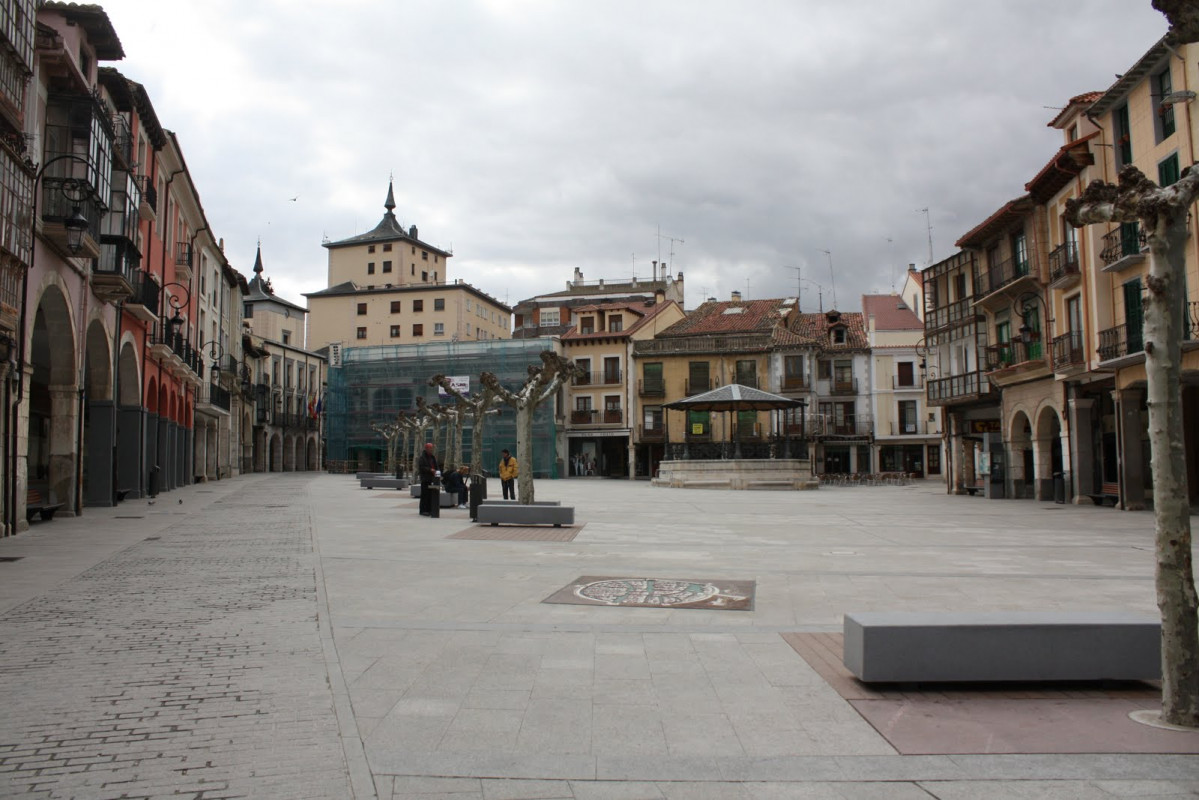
[1011,291,1049,361]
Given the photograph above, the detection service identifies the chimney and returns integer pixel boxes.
[573,267,583,284]
[908,263,917,272]
[651,260,658,280]
[731,290,742,303]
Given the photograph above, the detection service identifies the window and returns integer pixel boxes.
[421,251,428,260]
[434,298,445,311]
[368,245,376,253]
[1012,231,1028,275]
[609,315,623,332]
[421,271,428,281]
[688,361,709,393]
[390,300,401,313]
[1155,68,1176,142]
[282,331,290,345]
[897,361,914,387]
[735,359,756,387]
[413,299,424,312]
[1158,153,1180,187]
[604,395,621,423]
[576,358,591,384]
[367,263,375,274]
[784,355,804,388]
[356,302,367,315]
[411,264,415,275]
[412,324,423,337]
[643,405,663,431]
[383,261,392,273]
[952,273,966,301]
[244,302,252,318]
[390,325,400,338]
[383,243,392,252]
[356,327,367,339]
[540,308,560,326]
[642,362,663,394]
[831,327,846,344]
[818,360,832,380]
[833,360,852,387]
[580,317,595,334]
[603,356,621,384]
[1115,103,1132,168]
[434,322,445,336]
[898,401,918,434]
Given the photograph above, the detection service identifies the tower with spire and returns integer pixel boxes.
[304,180,511,352]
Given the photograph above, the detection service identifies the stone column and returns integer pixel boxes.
[1069,397,1095,503]
[48,385,79,514]
[84,399,115,507]
[1116,388,1147,510]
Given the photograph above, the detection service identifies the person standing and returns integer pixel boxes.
[418,442,441,516]
[498,448,518,500]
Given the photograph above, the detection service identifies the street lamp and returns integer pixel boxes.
[198,340,225,383]
[1012,291,1048,345]
[160,281,190,338]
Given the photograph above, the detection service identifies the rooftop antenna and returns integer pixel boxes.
[820,249,837,309]
[886,237,896,292]
[918,207,934,265]
[657,227,684,270]
[784,265,801,311]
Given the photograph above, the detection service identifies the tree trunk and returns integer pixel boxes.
[516,403,535,503]
[1146,213,1199,726]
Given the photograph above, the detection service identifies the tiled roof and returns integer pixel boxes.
[657,299,790,337]
[782,310,868,351]
[1047,91,1104,128]
[561,300,678,341]
[956,196,1033,249]
[323,181,451,256]
[42,3,124,59]
[861,294,923,331]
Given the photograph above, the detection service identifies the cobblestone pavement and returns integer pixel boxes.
[0,477,352,799]
[0,473,1197,800]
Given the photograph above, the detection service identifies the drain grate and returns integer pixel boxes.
[0,556,23,562]
[115,515,144,519]
[143,536,160,541]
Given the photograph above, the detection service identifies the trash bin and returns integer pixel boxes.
[422,481,442,518]
[1053,472,1065,504]
[468,474,486,521]
[148,465,160,498]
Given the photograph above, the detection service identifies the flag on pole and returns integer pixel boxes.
[307,392,315,418]
[314,393,323,417]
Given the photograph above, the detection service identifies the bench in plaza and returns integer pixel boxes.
[360,477,409,490]
[478,499,561,506]
[842,611,1160,683]
[26,486,63,522]
[356,471,394,480]
[475,503,575,527]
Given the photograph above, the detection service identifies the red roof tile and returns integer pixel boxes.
[861,294,923,331]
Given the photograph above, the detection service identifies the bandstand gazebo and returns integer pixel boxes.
[653,384,816,490]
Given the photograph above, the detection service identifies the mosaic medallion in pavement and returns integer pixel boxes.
[544,576,754,611]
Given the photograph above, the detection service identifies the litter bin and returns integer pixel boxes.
[148,465,160,498]
[422,481,442,518]
[468,474,487,520]
[1053,472,1065,504]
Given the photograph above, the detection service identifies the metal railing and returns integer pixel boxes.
[927,371,992,404]
[685,377,712,395]
[639,424,665,441]
[175,241,192,267]
[573,372,592,386]
[602,370,622,385]
[889,420,929,435]
[974,255,1031,298]
[639,378,665,396]
[570,409,596,424]
[828,378,857,395]
[892,375,923,389]
[1052,330,1084,370]
[150,323,202,377]
[634,333,773,355]
[602,409,623,424]
[1100,225,1146,266]
[781,375,807,391]
[1098,323,1143,361]
[924,297,978,332]
[985,336,1044,370]
[1048,241,1080,283]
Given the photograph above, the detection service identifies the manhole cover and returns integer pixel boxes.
[545,576,754,611]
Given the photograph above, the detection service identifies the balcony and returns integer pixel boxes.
[829,378,857,396]
[1100,226,1146,273]
[889,420,930,436]
[93,237,139,301]
[781,375,808,392]
[135,174,156,222]
[0,258,18,332]
[1052,330,1085,372]
[927,371,993,406]
[573,371,592,386]
[124,271,160,323]
[1048,241,1081,289]
[39,177,104,259]
[0,138,33,266]
[149,323,203,381]
[602,370,623,385]
[639,424,665,442]
[685,377,712,396]
[974,255,1033,300]
[892,375,923,390]
[0,0,34,131]
[200,382,231,412]
[925,297,980,332]
[603,409,623,424]
[571,409,597,424]
[1098,323,1143,363]
[984,336,1045,372]
[175,241,193,280]
[638,377,665,396]
[809,415,873,439]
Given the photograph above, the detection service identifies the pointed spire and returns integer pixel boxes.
[384,178,396,215]
[253,241,264,274]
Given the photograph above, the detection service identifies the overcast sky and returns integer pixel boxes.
[95,1,1169,316]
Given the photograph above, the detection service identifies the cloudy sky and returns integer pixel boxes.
[95,1,1169,316]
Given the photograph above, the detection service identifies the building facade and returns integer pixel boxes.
[306,183,511,351]
[513,265,684,339]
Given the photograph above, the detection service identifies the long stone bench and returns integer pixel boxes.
[360,477,409,490]
[356,471,394,480]
[478,500,562,506]
[843,611,1161,683]
[475,503,575,527]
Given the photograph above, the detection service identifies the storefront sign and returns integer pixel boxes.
[437,376,470,397]
[970,420,1001,433]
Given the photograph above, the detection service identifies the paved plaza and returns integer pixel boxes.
[0,473,1196,799]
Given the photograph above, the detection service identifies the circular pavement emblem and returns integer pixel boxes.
[575,578,720,607]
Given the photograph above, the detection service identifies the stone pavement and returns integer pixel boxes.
[0,473,1194,799]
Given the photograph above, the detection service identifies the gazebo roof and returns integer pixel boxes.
[664,383,804,412]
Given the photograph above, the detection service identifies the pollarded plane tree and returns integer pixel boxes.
[1066,163,1199,728]
[479,351,576,504]
[370,420,401,474]
[429,375,500,476]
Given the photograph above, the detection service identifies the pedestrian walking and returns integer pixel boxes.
[418,442,441,516]
[499,448,518,499]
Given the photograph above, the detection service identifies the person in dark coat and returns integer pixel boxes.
[444,465,469,508]
[417,442,440,516]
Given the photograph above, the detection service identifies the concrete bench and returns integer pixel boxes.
[360,477,409,490]
[843,611,1160,683]
[356,471,393,480]
[479,500,562,506]
[475,503,575,527]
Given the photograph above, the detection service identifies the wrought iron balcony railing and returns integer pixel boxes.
[927,371,992,405]
[1052,330,1084,371]
[781,375,807,391]
[639,378,665,396]
[892,375,923,390]
[1048,241,1080,284]
[602,370,622,385]
[573,371,592,386]
[974,255,1032,298]
[1100,225,1146,267]
[1098,323,1143,362]
[890,420,929,435]
[985,335,1044,370]
[638,424,665,441]
[925,297,979,332]
[570,409,596,424]
[602,409,623,424]
[828,378,857,395]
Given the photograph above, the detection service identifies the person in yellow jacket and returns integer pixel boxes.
[498,448,518,499]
